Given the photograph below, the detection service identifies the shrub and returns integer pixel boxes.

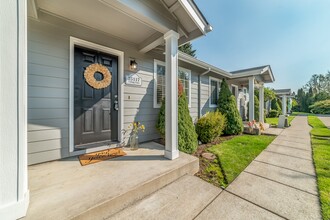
[254,95,260,121]
[218,80,243,135]
[247,95,261,121]
[195,111,227,143]
[271,98,281,115]
[268,109,279,118]
[156,80,198,154]
[310,100,330,114]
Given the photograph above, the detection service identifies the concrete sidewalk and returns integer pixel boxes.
[108,116,321,220]
[196,116,321,220]
[318,116,330,128]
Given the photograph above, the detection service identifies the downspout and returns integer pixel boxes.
[198,67,211,119]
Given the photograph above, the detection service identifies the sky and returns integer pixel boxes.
[193,0,330,92]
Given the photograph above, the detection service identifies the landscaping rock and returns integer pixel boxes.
[202,152,216,160]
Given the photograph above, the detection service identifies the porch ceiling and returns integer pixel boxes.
[29,0,210,53]
[34,0,157,45]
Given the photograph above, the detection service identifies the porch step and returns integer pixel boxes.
[26,142,199,220]
[107,175,221,220]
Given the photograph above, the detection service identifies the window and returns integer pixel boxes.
[231,85,238,98]
[153,60,191,108]
[209,77,220,107]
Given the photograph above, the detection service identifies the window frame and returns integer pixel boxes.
[153,59,191,108]
[231,84,239,98]
[209,76,221,108]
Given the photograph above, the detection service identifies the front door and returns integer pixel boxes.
[74,46,118,148]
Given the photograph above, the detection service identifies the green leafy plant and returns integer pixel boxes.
[195,111,227,143]
[268,109,279,118]
[156,80,198,154]
[217,80,243,135]
[309,99,330,114]
[271,98,282,115]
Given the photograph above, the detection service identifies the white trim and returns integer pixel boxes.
[153,59,165,108]
[179,0,208,34]
[0,191,29,219]
[231,84,239,99]
[209,76,221,108]
[153,59,192,108]
[69,37,124,153]
[178,66,192,108]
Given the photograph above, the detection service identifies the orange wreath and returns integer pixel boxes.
[84,63,112,89]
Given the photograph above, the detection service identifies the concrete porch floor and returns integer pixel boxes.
[25,142,198,220]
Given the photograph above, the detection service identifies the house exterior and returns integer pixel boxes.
[0,0,274,219]
[274,89,293,114]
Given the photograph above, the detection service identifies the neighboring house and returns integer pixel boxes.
[274,89,293,114]
[0,0,274,219]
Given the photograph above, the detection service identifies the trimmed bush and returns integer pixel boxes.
[218,80,243,135]
[247,95,261,121]
[195,111,227,143]
[268,109,279,118]
[310,100,330,114]
[156,81,198,154]
[271,98,281,115]
[254,95,260,121]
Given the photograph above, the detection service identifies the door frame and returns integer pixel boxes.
[69,37,124,154]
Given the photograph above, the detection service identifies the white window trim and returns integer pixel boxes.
[231,84,239,98]
[179,66,192,108]
[153,59,191,108]
[69,37,124,154]
[209,76,221,108]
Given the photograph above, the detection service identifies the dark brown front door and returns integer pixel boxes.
[74,46,118,148]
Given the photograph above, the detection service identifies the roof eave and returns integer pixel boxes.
[179,0,212,35]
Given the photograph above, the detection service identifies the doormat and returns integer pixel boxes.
[78,148,126,166]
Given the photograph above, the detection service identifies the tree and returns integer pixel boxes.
[217,80,243,135]
[179,42,196,57]
[271,98,281,115]
[254,95,260,121]
[156,80,198,154]
[264,88,276,102]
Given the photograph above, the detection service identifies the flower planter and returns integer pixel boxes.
[243,127,261,135]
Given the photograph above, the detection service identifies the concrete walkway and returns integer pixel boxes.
[197,116,322,220]
[109,116,321,220]
[318,116,330,128]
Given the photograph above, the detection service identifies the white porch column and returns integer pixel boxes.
[164,30,179,160]
[259,84,264,123]
[282,95,287,115]
[248,76,255,121]
[0,0,29,219]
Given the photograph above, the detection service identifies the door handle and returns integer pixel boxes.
[114,95,119,111]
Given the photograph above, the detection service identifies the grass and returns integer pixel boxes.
[266,116,295,126]
[291,112,315,116]
[204,135,275,187]
[308,116,328,129]
[308,116,330,220]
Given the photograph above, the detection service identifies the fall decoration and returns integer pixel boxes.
[84,63,112,89]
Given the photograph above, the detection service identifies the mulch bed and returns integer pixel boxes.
[154,136,238,187]
[193,136,235,187]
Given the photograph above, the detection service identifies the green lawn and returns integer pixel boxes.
[266,116,295,126]
[205,135,275,187]
[308,116,330,220]
[291,112,315,116]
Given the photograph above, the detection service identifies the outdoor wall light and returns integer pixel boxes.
[130,59,138,71]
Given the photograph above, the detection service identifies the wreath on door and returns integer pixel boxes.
[84,63,112,89]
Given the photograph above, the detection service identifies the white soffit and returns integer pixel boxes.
[35,0,157,44]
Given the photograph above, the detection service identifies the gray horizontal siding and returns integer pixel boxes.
[27,15,161,164]
[27,12,217,165]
